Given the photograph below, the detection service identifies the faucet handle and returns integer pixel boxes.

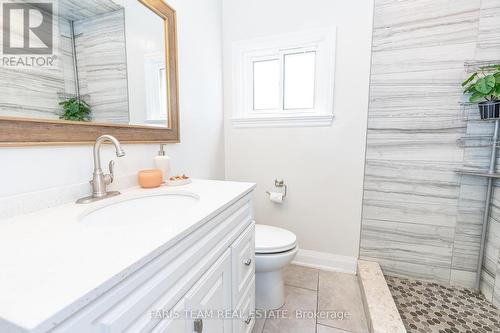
[105,160,116,185]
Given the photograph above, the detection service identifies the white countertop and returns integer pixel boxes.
[0,179,255,332]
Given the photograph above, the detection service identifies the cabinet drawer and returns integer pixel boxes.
[231,223,255,305]
[233,278,255,333]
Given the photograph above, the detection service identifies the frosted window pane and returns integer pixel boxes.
[253,59,280,110]
[283,51,315,109]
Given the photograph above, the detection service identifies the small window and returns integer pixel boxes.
[253,59,280,110]
[283,51,316,110]
[233,29,336,127]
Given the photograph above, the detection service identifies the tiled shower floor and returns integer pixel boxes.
[386,276,500,333]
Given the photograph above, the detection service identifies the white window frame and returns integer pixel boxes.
[232,28,337,128]
[144,53,168,124]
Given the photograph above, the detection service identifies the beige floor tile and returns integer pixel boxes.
[317,271,369,333]
[262,285,317,333]
[252,317,266,333]
[317,324,353,332]
[284,264,319,290]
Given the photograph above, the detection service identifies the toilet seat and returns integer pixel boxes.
[255,224,297,254]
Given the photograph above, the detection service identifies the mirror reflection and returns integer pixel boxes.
[0,0,169,127]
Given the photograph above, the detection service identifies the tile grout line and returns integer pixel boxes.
[284,283,318,292]
[318,322,356,333]
[317,323,354,333]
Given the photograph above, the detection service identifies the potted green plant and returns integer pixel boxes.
[462,64,500,120]
[59,97,92,122]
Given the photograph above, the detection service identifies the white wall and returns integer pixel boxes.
[223,0,374,264]
[0,0,224,199]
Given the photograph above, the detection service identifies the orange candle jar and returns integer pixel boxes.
[138,169,163,188]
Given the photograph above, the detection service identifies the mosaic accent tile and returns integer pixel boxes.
[386,276,500,333]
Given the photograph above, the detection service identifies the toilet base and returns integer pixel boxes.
[256,269,285,310]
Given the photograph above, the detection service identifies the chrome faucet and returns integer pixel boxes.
[76,135,126,204]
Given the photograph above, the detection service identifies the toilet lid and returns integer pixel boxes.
[255,224,297,254]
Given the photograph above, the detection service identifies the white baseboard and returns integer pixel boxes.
[292,249,357,274]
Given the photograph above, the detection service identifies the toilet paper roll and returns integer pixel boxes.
[269,192,284,204]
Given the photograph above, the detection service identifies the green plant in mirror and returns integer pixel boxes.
[59,98,92,122]
[462,64,500,103]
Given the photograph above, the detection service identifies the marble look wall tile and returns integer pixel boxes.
[361,0,486,288]
[362,199,457,227]
[367,90,464,115]
[450,217,482,272]
[360,219,454,267]
[360,0,500,293]
[74,9,129,124]
[364,256,451,285]
[365,140,463,162]
[0,8,127,122]
[372,0,480,51]
[493,257,500,308]
[456,182,488,209]
[490,186,500,305]
[464,0,500,303]
[367,118,466,143]
[363,160,461,206]
[452,174,487,274]
[0,17,75,120]
[0,68,64,119]
[365,116,466,162]
[483,215,500,277]
[57,0,122,21]
[368,103,463,119]
[371,43,478,69]
[474,0,500,60]
[480,269,495,301]
[371,68,469,86]
[450,269,477,288]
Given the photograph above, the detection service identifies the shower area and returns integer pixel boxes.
[359,0,500,331]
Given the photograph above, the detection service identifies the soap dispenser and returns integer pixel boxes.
[154,144,171,183]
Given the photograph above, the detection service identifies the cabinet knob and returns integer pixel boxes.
[194,318,203,333]
[244,317,252,324]
[243,258,252,266]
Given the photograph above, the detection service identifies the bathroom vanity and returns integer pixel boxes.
[0,180,256,333]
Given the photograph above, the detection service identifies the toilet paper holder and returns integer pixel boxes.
[266,179,287,198]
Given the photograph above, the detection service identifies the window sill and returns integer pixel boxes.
[231,114,334,128]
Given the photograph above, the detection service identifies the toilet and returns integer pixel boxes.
[255,224,298,310]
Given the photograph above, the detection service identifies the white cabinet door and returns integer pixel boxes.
[185,249,232,333]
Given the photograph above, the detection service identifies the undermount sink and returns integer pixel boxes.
[80,192,200,227]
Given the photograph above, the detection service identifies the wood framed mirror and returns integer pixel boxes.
[0,0,179,146]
